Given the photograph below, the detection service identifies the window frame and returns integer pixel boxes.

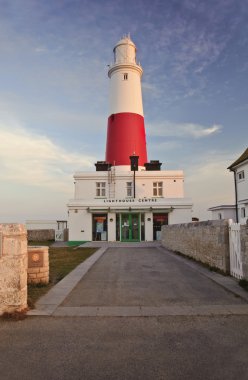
[126,182,132,197]
[96,182,106,197]
[153,182,163,197]
[237,170,245,181]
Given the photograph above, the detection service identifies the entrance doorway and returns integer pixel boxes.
[153,213,168,240]
[92,214,107,241]
[121,213,140,242]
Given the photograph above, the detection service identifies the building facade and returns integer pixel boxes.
[208,205,236,221]
[228,147,248,224]
[68,36,192,244]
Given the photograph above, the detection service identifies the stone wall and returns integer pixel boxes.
[241,225,248,280]
[27,246,49,284]
[27,229,55,242]
[161,220,230,273]
[0,224,27,315]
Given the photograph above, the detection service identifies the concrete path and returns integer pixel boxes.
[28,243,248,317]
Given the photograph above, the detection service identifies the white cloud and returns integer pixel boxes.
[147,121,222,139]
[0,123,95,192]
[142,82,160,94]
[34,46,48,54]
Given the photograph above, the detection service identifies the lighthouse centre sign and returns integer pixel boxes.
[103,198,158,203]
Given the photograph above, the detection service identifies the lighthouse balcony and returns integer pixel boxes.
[108,62,143,77]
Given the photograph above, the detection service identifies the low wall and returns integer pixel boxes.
[27,246,49,284]
[241,225,248,280]
[0,224,27,315]
[27,229,55,242]
[161,220,230,273]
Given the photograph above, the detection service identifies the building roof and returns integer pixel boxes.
[208,205,235,211]
[228,147,248,170]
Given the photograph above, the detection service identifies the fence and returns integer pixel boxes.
[229,222,243,279]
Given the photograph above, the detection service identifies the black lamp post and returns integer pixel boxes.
[129,154,139,198]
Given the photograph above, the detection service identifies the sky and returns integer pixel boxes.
[0,0,248,222]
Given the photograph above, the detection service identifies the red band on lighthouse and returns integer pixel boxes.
[105,112,147,166]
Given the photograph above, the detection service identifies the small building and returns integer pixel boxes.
[67,36,192,244]
[228,147,248,224]
[26,220,67,231]
[26,220,68,241]
[208,205,236,221]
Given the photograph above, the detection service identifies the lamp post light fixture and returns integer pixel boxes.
[129,154,139,198]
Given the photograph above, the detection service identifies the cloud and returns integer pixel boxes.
[147,121,222,139]
[137,0,246,103]
[142,82,159,93]
[34,46,48,54]
[0,123,95,192]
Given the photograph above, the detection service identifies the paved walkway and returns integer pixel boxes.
[28,243,248,317]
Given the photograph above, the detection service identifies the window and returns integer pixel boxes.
[124,73,128,80]
[237,170,245,181]
[153,182,163,197]
[218,213,222,220]
[241,207,246,218]
[96,182,106,197]
[126,182,132,197]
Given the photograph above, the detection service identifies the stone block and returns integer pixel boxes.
[28,273,37,279]
[28,267,40,274]
[27,246,49,285]
[0,224,27,315]
[39,267,49,273]
[36,272,47,279]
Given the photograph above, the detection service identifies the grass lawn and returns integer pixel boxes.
[28,243,97,308]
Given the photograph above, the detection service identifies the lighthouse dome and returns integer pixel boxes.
[113,35,137,64]
[115,36,136,48]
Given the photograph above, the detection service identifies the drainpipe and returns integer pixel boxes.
[232,169,238,223]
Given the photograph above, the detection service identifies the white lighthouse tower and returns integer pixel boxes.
[67,36,193,244]
[105,35,147,167]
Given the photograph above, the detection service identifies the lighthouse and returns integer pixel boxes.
[67,36,193,244]
[105,35,147,167]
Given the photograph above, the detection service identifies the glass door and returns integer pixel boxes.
[92,214,108,241]
[121,214,130,241]
[153,213,168,240]
[131,214,139,240]
[121,213,140,242]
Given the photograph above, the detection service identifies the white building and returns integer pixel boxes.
[228,147,248,224]
[26,220,68,241]
[26,220,67,231]
[208,205,236,221]
[67,36,192,244]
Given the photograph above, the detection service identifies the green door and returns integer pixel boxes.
[121,213,140,242]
